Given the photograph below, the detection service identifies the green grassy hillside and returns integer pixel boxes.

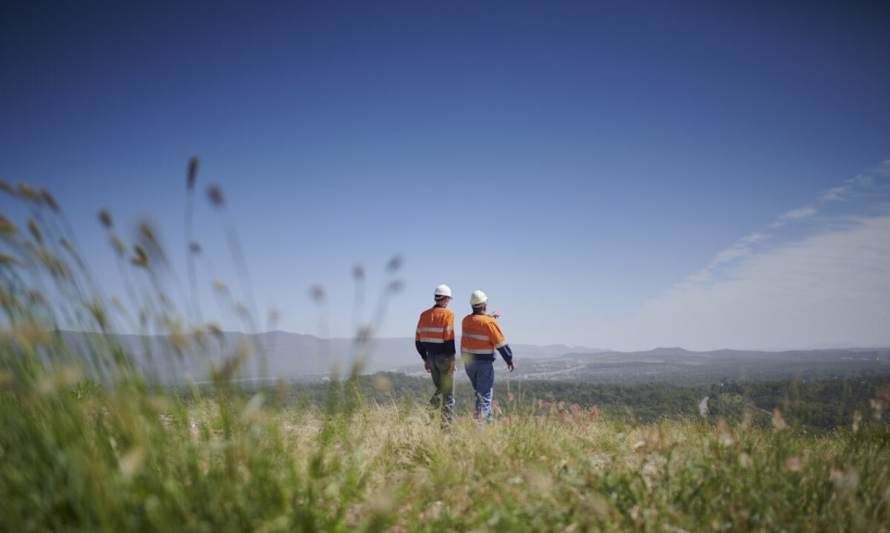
[3,366,890,532]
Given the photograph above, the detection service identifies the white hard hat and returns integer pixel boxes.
[434,284,452,298]
[470,290,488,306]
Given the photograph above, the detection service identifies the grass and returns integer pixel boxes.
[2,371,889,532]
[2,165,889,531]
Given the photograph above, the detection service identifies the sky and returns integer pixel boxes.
[2,0,890,350]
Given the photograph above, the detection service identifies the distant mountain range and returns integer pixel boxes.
[57,330,604,382]
[57,330,890,385]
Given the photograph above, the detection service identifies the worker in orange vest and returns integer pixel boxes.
[461,290,514,422]
[415,284,456,424]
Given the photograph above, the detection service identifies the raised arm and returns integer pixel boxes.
[488,321,514,369]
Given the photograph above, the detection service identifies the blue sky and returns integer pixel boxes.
[2,1,890,349]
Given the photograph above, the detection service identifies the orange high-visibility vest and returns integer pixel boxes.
[415,306,455,345]
[460,314,507,355]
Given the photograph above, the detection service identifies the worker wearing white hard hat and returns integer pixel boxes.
[415,284,456,425]
[461,289,514,422]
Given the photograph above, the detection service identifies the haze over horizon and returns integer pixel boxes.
[3,1,890,350]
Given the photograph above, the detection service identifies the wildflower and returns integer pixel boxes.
[207,184,225,208]
[187,157,199,191]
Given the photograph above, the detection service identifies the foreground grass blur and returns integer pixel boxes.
[2,374,890,531]
[2,168,889,531]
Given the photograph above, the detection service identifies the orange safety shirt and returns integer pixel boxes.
[415,306,455,357]
[460,313,508,356]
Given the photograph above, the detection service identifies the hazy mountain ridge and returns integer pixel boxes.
[57,330,890,385]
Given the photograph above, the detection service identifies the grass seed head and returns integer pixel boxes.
[110,235,126,257]
[309,285,326,304]
[27,218,42,243]
[0,216,16,237]
[385,254,403,272]
[207,184,225,208]
[131,245,148,268]
[187,157,199,191]
[17,183,41,203]
[98,209,113,229]
[39,189,59,212]
[387,280,404,294]
[212,280,229,294]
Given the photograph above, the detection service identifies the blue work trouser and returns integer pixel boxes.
[464,358,495,422]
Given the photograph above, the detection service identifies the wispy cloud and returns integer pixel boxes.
[771,205,817,227]
[604,159,890,350]
[625,215,890,350]
[820,186,848,202]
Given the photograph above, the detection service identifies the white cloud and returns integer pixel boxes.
[585,159,890,350]
[821,186,849,202]
[771,205,817,228]
[622,215,890,350]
